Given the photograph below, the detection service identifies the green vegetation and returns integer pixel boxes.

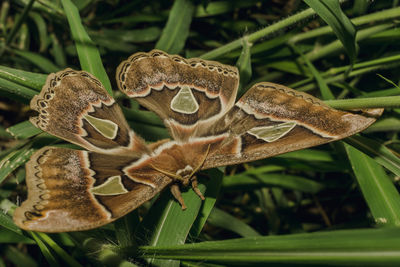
[1,0,400,266]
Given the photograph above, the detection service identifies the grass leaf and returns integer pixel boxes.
[135,183,206,266]
[344,136,400,177]
[207,208,261,237]
[345,144,400,227]
[7,121,42,139]
[61,0,112,95]
[140,228,400,264]
[0,65,46,91]
[303,0,358,65]
[155,0,195,54]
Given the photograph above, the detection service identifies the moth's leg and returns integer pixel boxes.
[170,184,187,210]
[191,176,205,200]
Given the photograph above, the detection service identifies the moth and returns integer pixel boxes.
[13,50,382,232]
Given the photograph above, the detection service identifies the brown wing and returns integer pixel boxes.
[202,82,383,169]
[116,50,239,142]
[30,68,149,156]
[13,147,172,232]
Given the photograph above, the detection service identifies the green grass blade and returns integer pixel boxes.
[190,169,223,238]
[200,7,316,60]
[0,1,10,36]
[155,0,195,54]
[223,172,324,194]
[364,118,400,133]
[305,23,393,63]
[0,76,37,104]
[61,0,112,95]
[12,49,60,73]
[36,233,83,267]
[7,121,42,139]
[194,1,258,17]
[96,245,139,267]
[17,0,64,18]
[29,232,59,267]
[207,208,260,237]
[289,6,400,43]
[140,228,400,264]
[0,124,12,138]
[4,246,37,267]
[291,43,335,100]
[276,149,334,162]
[0,227,34,244]
[50,33,67,67]
[345,144,400,227]
[0,145,35,184]
[29,12,49,53]
[135,182,206,266]
[69,234,138,266]
[344,136,400,177]
[236,37,252,95]
[324,96,400,109]
[5,0,34,45]
[303,0,357,64]
[0,212,24,237]
[0,65,47,91]
[114,211,139,247]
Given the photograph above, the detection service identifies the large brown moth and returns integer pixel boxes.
[13,50,382,232]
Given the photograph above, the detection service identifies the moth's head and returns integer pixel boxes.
[176,165,194,186]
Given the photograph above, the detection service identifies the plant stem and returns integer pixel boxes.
[305,23,394,62]
[324,96,400,109]
[200,7,316,60]
[289,6,400,43]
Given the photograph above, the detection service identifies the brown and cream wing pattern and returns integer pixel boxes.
[13,147,172,232]
[116,50,239,141]
[30,68,149,156]
[202,82,383,169]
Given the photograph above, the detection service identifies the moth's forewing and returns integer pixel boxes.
[202,82,383,169]
[116,50,240,141]
[30,69,148,156]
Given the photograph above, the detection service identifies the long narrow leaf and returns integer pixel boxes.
[7,121,42,139]
[303,0,357,64]
[345,144,400,227]
[291,44,335,100]
[0,76,38,104]
[61,0,112,95]
[0,145,35,184]
[30,232,59,266]
[12,49,59,73]
[155,0,195,54]
[135,182,206,266]
[140,228,400,265]
[36,233,83,267]
[207,208,261,237]
[344,136,400,177]
[0,65,46,91]
[0,212,25,237]
[190,169,223,238]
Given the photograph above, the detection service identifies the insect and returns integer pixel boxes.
[13,50,382,232]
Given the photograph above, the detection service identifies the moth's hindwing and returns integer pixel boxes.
[30,69,148,156]
[203,82,383,168]
[116,50,240,141]
[13,147,171,232]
